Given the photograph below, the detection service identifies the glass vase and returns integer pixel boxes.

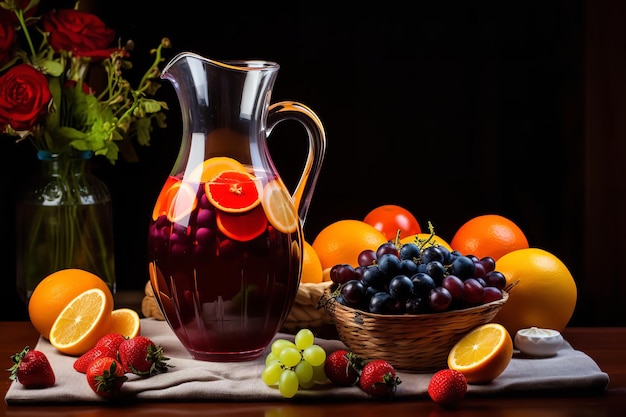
[16,150,116,303]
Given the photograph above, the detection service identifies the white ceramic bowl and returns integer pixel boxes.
[514,327,564,357]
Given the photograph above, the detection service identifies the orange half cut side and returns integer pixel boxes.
[447,323,513,384]
[108,308,141,338]
[49,288,113,356]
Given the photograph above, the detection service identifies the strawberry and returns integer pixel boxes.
[95,333,127,350]
[324,349,364,386]
[86,357,127,399]
[118,335,171,376]
[358,359,401,398]
[74,333,127,373]
[7,346,55,388]
[427,369,468,408]
[74,346,116,374]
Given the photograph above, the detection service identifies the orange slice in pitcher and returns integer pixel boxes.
[261,180,299,234]
[216,205,268,241]
[152,176,177,221]
[154,180,198,223]
[206,170,263,213]
[152,177,198,222]
[187,156,247,183]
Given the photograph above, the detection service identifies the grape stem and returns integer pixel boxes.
[409,220,437,250]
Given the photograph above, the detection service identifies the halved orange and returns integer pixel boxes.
[28,268,114,340]
[108,308,141,338]
[216,205,268,241]
[447,323,513,384]
[49,288,113,356]
[186,156,247,183]
[206,170,263,213]
[152,177,199,222]
[261,180,299,234]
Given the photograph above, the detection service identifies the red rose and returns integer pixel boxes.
[0,24,17,67]
[0,64,52,133]
[41,9,117,60]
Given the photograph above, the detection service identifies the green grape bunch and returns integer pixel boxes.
[261,328,328,398]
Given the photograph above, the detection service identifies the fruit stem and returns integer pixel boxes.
[413,221,437,249]
[393,229,402,247]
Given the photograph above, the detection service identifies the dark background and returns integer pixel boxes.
[2,1,624,326]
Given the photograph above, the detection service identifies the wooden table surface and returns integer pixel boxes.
[2,322,625,416]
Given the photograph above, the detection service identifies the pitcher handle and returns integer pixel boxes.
[267,101,327,227]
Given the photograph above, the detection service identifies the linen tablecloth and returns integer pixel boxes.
[5,319,610,404]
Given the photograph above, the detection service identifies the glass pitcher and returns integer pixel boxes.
[147,52,326,361]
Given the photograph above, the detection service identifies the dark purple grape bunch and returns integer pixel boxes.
[329,240,507,315]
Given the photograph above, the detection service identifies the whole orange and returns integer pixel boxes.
[363,204,421,241]
[300,241,324,284]
[450,214,529,261]
[312,220,388,270]
[28,268,114,340]
[493,248,577,337]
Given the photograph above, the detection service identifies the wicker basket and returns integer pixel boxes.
[319,285,509,372]
[282,281,334,333]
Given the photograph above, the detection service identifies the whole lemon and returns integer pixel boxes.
[493,248,577,337]
[28,268,114,340]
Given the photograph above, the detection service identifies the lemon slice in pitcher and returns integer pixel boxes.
[261,180,299,234]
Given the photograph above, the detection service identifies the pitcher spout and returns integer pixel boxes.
[161,51,281,84]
